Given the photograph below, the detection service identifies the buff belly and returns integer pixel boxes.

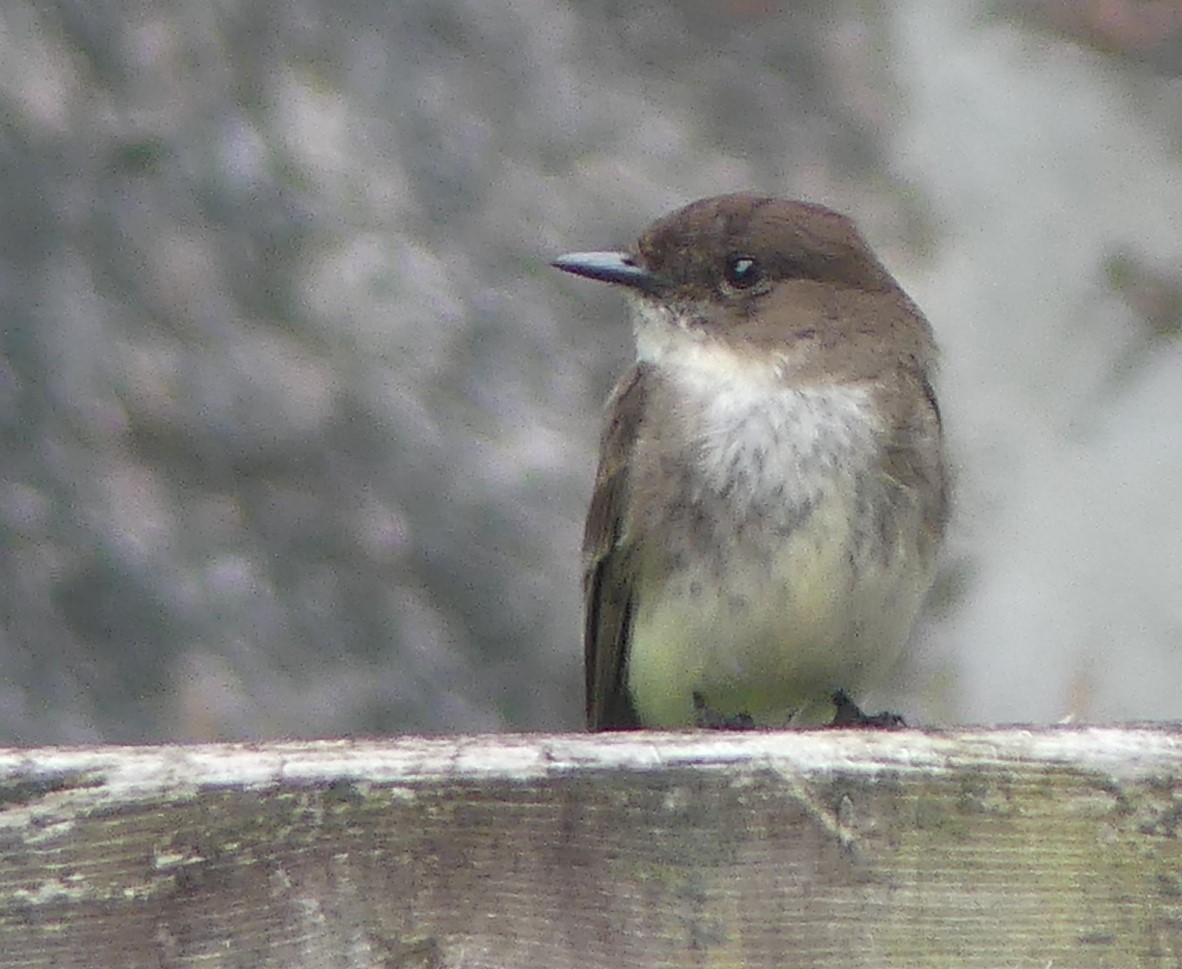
[627,486,932,727]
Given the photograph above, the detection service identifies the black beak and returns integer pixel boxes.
[551,251,661,292]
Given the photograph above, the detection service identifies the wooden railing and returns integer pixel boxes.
[1,726,1180,967]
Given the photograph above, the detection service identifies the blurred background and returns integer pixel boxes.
[0,0,1180,744]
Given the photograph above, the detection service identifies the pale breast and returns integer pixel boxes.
[692,376,881,516]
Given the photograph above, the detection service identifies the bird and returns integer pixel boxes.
[552,193,947,731]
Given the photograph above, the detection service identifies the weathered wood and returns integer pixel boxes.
[0,727,1180,967]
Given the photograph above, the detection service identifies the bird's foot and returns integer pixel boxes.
[829,688,906,728]
[692,692,756,730]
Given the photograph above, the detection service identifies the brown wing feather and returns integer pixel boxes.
[879,368,948,559]
[582,364,649,730]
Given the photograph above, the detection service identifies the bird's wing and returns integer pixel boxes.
[582,363,649,730]
[879,367,948,559]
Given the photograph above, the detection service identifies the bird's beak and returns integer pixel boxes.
[551,251,661,292]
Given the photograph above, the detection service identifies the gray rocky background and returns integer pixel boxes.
[0,0,1179,743]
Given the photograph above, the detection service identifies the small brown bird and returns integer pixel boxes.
[553,194,946,731]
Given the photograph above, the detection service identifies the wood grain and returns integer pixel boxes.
[0,727,1180,967]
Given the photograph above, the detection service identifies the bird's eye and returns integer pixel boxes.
[724,256,761,289]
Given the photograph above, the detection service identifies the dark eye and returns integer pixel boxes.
[724,255,761,289]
